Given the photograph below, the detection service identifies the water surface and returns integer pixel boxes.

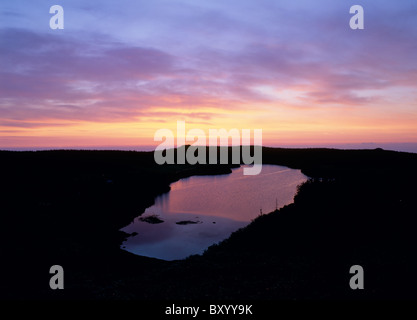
[121,165,307,260]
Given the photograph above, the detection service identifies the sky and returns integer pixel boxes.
[0,0,417,151]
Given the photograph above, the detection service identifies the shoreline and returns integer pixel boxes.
[1,147,417,299]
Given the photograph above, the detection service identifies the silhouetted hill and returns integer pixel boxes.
[0,147,416,300]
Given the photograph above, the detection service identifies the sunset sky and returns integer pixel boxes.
[1,0,416,151]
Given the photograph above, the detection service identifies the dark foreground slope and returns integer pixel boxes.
[0,148,416,300]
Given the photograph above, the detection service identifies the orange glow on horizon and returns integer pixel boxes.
[1,86,416,149]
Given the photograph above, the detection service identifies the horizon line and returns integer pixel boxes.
[1,142,417,154]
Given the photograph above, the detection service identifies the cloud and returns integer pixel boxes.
[1,0,417,135]
[0,119,74,128]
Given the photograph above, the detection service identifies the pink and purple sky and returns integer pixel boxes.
[1,0,417,151]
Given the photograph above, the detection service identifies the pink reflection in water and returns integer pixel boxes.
[121,165,307,260]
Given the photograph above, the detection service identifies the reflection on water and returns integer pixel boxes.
[121,165,307,260]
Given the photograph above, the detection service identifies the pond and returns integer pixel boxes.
[120,164,307,260]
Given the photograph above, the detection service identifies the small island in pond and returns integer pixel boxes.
[139,214,164,224]
[175,220,202,225]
